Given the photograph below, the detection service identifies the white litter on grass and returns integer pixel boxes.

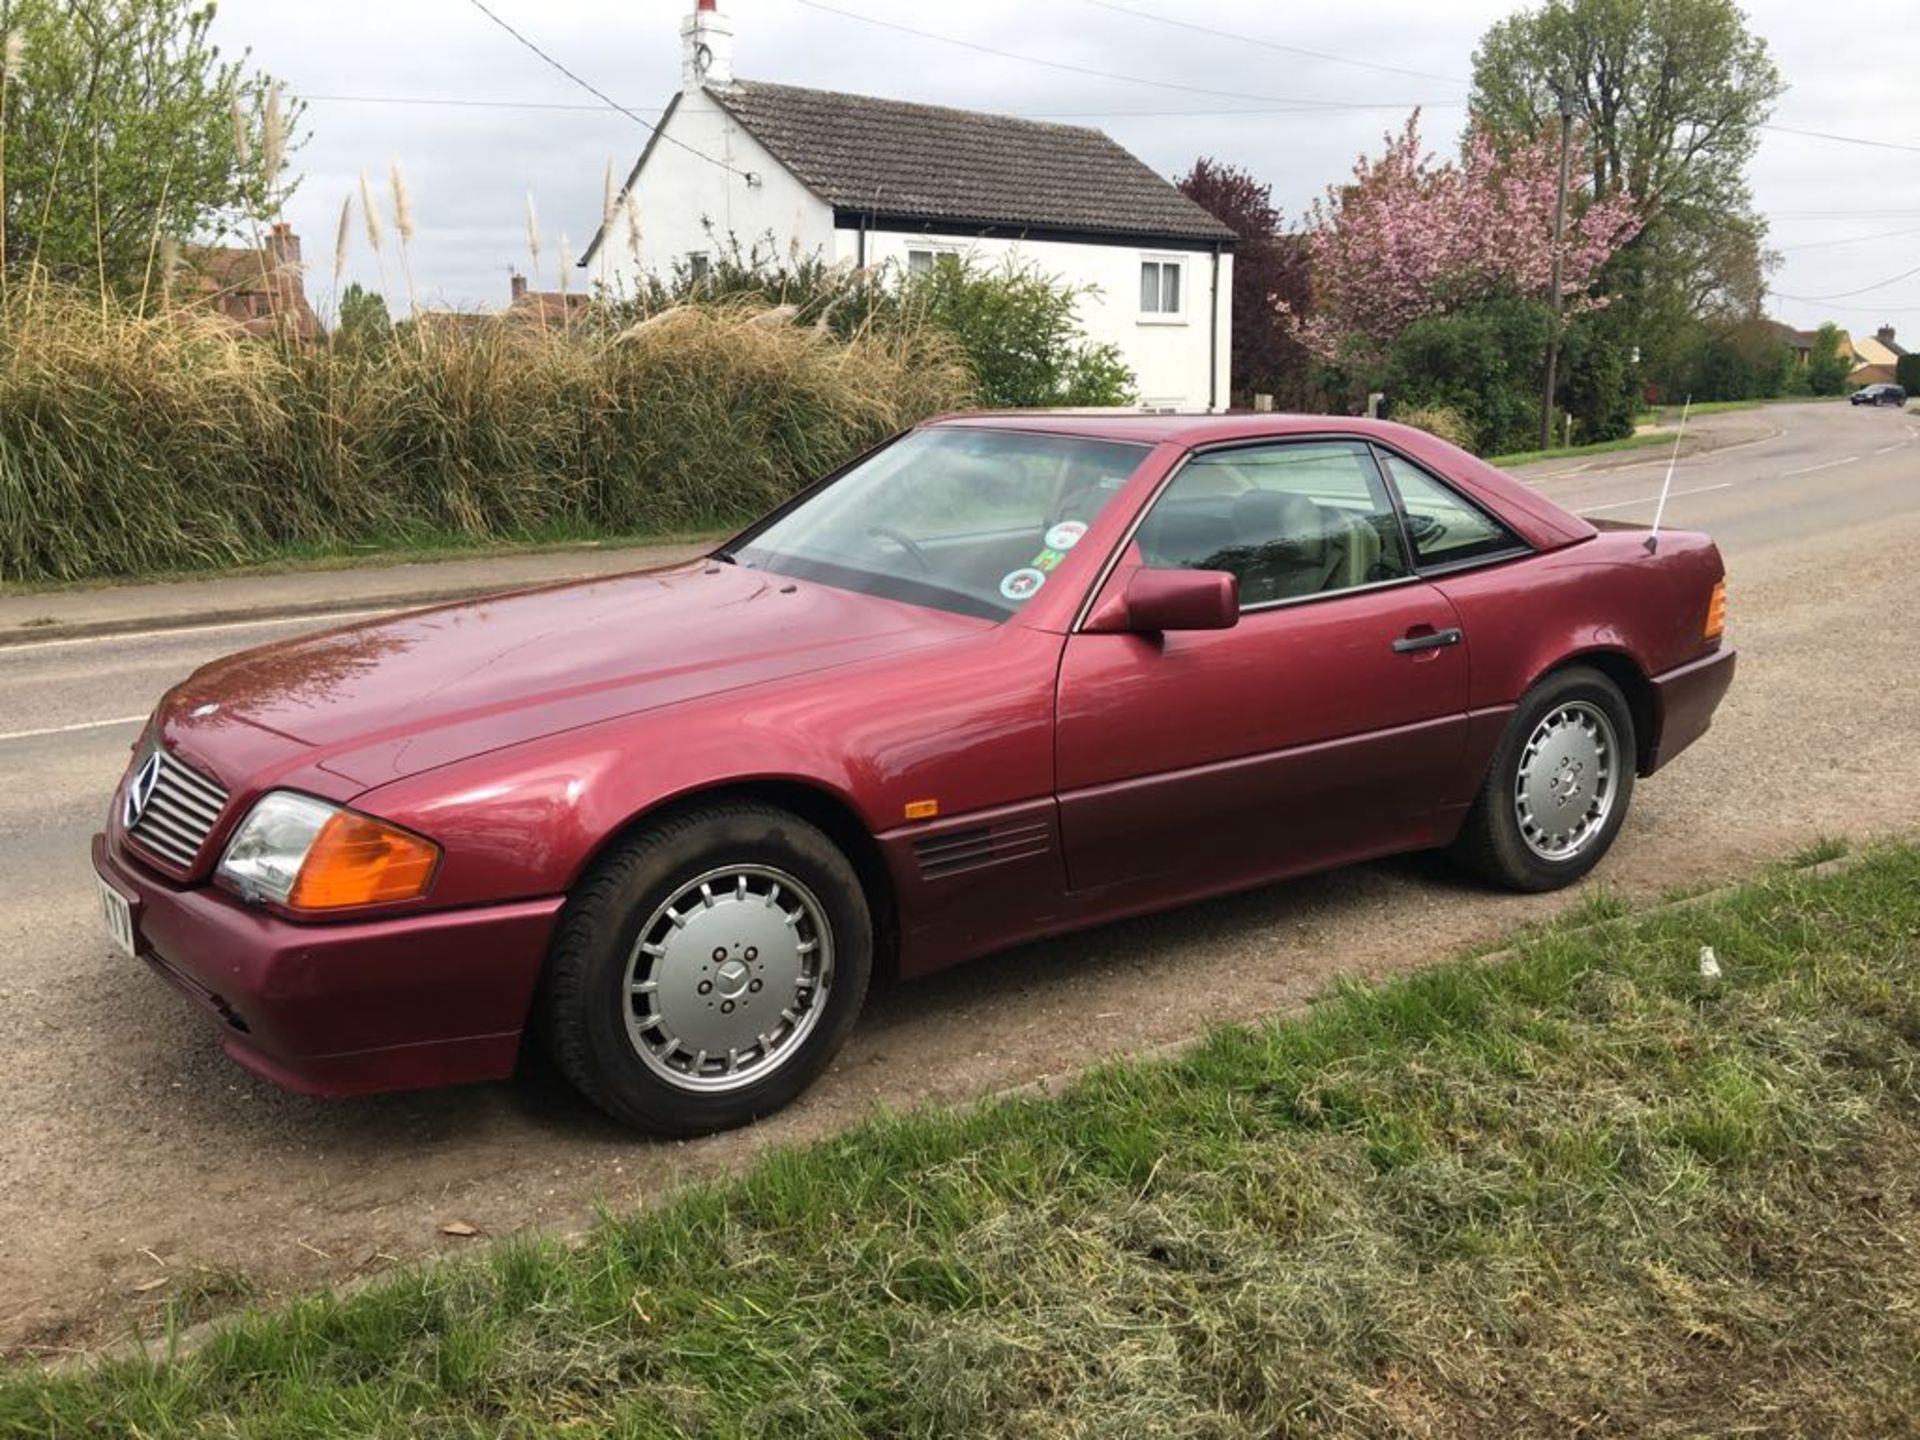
[1698,945,1723,981]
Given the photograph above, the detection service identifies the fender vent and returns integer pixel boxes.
[912,820,1050,880]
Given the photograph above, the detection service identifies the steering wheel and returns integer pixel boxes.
[865,525,932,572]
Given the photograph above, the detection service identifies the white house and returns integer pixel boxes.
[580,0,1235,411]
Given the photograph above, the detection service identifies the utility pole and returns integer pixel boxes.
[1539,91,1575,451]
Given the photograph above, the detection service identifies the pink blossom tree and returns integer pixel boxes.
[1287,112,1641,370]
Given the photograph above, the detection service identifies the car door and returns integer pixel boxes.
[1055,437,1470,903]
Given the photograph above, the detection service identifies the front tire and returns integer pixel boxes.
[1450,666,1636,892]
[542,803,873,1135]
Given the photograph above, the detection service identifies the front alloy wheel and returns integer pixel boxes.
[623,864,834,1093]
[543,803,873,1135]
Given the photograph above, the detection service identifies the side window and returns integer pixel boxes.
[1139,441,1411,608]
[1377,453,1527,569]
[907,247,959,277]
[1139,258,1183,316]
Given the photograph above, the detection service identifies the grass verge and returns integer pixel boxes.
[1489,429,1677,468]
[0,524,726,600]
[6,845,1920,1437]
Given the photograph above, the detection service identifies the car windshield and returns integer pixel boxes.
[727,427,1150,620]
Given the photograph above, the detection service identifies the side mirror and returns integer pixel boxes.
[1086,568,1239,634]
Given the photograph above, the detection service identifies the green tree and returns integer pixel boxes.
[1561,309,1639,442]
[1470,0,1785,390]
[0,0,298,292]
[334,281,390,347]
[905,258,1135,409]
[1895,351,1920,398]
[1384,292,1554,455]
[1806,322,1852,396]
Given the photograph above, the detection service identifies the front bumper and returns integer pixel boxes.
[1645,645,1737,774]
[92,830,564,1097]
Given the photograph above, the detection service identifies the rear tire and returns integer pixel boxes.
[1450,666,1636,893]
[542,803,872,1136]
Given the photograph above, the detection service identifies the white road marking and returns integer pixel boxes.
[1781,456,1858,478]
[0,713,147,744]
[1874,442,1905,456]
[1579,482,1734,515]
[1,606,397,655]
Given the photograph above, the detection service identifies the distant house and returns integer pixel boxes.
[580,0,1236,410]
[183,221,320,341]
[415,273,593,341]
[1849,325,1907,386]
[1765,319,1823,368]
[506,271,591,325]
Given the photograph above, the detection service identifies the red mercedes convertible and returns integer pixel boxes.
[94,413,1734,1133]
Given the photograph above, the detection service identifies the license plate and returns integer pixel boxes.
[97,878,136,959]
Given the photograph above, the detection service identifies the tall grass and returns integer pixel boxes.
[0,284,972,583]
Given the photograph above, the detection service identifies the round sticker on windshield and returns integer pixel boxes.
[999,567,1047,602]
[1045,520,1088,551]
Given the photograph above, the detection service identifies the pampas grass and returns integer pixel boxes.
[332,195,351,287]
[623,192,642,266]
[357,170,383,252]
[388,156,417,314]
[229,95,251,171]
[0,282,973,582]
[525,191,542,283]
[261,81,286,204]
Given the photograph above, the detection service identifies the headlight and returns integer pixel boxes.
[218,792,440,910]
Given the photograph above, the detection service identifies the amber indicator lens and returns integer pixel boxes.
[288,811,440,909]
[1705,579,1727,641]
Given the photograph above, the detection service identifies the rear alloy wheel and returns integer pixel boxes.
[1451,666,1636,892]
[543,803,872,1135]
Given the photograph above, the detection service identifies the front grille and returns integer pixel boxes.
[126,750,230,869]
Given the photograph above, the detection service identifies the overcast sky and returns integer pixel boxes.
[208,0,1920,337]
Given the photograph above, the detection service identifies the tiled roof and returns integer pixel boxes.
[708,79,1236,244]
[1765,319,1816,350]
[180,240,321,342]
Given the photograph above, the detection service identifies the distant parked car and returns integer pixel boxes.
[96,413,1735,1135]
[1850,383,1906,407]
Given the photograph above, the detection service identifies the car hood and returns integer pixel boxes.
[161,560,987,789]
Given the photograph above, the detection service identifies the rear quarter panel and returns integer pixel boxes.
[1434,528,1726,799]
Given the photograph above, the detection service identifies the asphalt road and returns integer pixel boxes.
[3,399,1917,1356]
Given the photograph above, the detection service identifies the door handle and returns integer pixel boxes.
[1392,626,1464,654]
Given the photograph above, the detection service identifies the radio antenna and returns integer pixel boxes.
[1644,395,1691,555]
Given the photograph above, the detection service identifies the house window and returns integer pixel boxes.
[685,252,711,281]
[1140,257,1183,316]
[907,246,959,276]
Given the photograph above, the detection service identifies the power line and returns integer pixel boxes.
[1032,102,1471,117]
[1769,210,1920,219]
[1072,1,1913,155]
[790,0,1445,112]
[1776,224,1920,253]
[1769,296,1920,315]
[462,0,755,181]
[1760,123,1920,155]
[1077,0,1470,87]
[1771,262,1920,303]
[308,91,633,115]
[303,89,1465,121]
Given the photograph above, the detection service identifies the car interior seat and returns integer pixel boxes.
[1225,489,1336,603]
